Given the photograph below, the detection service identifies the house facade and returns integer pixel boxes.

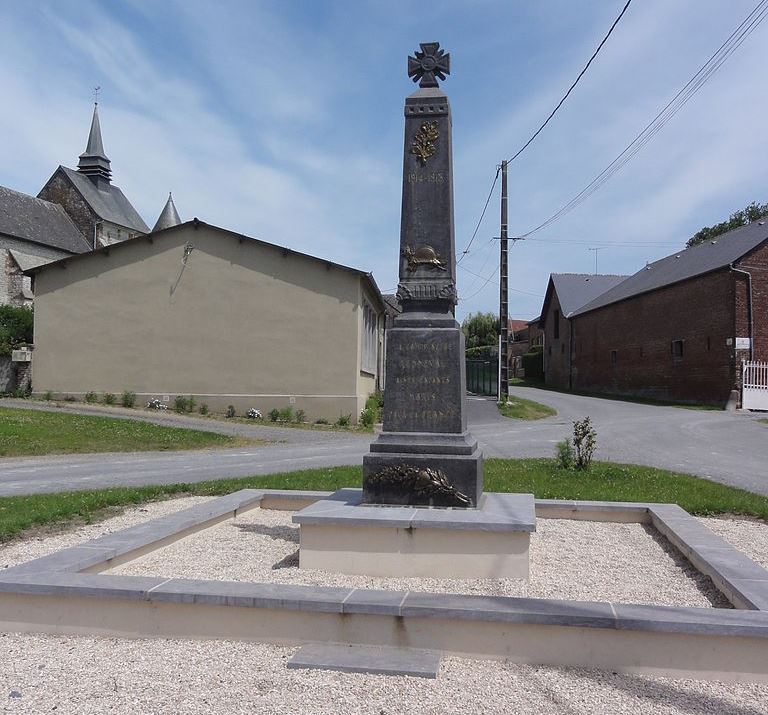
[28,220,386,422]
[539,274,627,389]
[569,222,768,405]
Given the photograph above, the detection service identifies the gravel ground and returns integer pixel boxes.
[698,515,768,569]
[2,635,768,714]
[110,506,727,607]
[3,499,768,713]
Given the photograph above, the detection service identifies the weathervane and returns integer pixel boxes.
[93,86,101,105]
[407,42,450,88]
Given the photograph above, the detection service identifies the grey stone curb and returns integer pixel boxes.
[1,490,768,643]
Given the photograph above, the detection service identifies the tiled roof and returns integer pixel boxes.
[551,273,628,317]
[58,166,149,233]
[572,220,768,316]
[0,185,91,253]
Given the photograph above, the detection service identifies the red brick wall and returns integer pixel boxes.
[542,292,571,389]
[571,268,739,405]
[735,241,768,361]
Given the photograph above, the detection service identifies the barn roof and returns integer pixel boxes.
[572,220,768,316]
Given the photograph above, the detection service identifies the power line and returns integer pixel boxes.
[507,0,633,164]
[457,167,500,263]
[520,0,768,238]
[458,263,543,296]
[520,237,680,247]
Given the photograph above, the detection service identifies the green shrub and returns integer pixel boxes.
[12,385,31,399]
[187,396,197,413]
[226,405,236,418]
[294,409,306,423]
[120,391,136,408]
[335,413,352,427]
[174,396,189,413]
[43,390,54,401]
[103,393,116,406]
[85,391,98,404]
[360,407,375,427]
[573,416,597,470]
[522,346,544,381]
[278,406,294,423]
[0,305,33,357]
[268,408,280,422]
[555,439,574,469]
[199,403,209,415]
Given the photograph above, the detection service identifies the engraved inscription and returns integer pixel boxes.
[407,172,445,184]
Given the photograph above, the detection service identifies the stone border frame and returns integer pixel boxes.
[1,489,768,681]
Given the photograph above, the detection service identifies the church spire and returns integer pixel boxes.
[152,192,182,232]
[77,103,112,185]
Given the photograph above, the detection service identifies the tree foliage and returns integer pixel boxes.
[686,201,768,248]
[0,305,33,356]
[461,312,499,350]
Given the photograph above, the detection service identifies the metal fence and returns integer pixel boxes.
[743,360,768,411]
[466,358,498,396]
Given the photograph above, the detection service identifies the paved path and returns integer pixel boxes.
[1,391,767,496]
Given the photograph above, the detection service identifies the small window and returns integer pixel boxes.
[553,310,560,339]
[611,350,618,366]
[671,340,684,359]
[361,301,377,374]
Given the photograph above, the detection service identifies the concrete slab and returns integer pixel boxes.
[287,643,441,678]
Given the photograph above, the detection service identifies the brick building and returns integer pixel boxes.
[539,273,627,388]
[566,221,768,405]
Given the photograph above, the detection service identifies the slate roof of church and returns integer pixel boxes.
[0,185,91,253]
[56,166,150,234]
[571,220,768,317]
[152,193,182,232]
[549,273,628,317]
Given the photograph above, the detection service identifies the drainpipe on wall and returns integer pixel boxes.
[568,317,574,391]
[731,265,754,361]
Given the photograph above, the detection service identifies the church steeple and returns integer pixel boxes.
[77,103,112,185]
[152,192,182,232]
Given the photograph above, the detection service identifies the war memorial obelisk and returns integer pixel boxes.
[362,43,483,508]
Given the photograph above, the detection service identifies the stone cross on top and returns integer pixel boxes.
[407,42,450,88]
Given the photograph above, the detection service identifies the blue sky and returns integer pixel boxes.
[1,0,766,321]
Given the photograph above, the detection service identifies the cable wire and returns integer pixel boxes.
[520,0,768,238]
[457,167,500,263]
[507,0,633,164]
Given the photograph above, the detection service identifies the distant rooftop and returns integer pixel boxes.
[0,185,91,253]
[572,220,768,316]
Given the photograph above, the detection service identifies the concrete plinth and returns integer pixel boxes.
[293,488,535,579]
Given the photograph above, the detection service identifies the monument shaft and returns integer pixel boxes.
[362,43,483,508]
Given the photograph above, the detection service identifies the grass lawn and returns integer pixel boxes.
[2,458,767,543]
[0,407,259,457]
[498,396,556,420]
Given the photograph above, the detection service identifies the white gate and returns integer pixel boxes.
[742,361,768,411]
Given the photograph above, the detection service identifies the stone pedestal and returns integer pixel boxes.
[363,326,482,506]
[294,489,535,579]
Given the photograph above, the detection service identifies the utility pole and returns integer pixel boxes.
[499,160,509,400]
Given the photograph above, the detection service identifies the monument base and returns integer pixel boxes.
[362,447,483,507]
[292,488,535,579]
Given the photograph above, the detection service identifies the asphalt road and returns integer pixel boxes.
[1,390,767,496]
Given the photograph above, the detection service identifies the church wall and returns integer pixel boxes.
[0,237,69,305]
[31,225,383,422]
[38,171,95,244]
